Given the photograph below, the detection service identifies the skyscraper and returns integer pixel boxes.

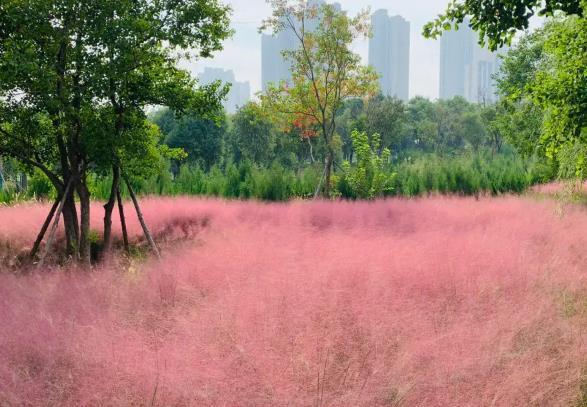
[368,10,410,101]
[198,68,251,114]
[439,20,504,103]
[261,1,343,92]
[261,26,296,92]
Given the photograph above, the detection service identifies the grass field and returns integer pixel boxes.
[1,195,587,405]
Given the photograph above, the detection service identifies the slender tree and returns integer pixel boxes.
[260,1,378,197]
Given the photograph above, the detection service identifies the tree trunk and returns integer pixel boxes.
[314,161,328,199]
[77,180,91,266]
[37,179,73,270]
[123,175,160,259]
[30,198,60,260]
[103,165,121,255]
[307,138,316,164]
[62,186,79,259]
[117,187,130,254]
[323,150,333,198]
[313,150,334,199]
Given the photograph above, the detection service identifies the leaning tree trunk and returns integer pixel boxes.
[37,179,73,270]
[123,174,160,259]
[30,198,60,260]
[117,187,130,254]
[103,165,121,255]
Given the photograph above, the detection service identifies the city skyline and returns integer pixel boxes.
[179,0,534,102]
[180,0,449,99]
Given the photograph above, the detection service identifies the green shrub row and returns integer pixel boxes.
[1,152,553,204]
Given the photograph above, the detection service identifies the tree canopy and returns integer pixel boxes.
[0,0,232,262]
[423,0,585,49]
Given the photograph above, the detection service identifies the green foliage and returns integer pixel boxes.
[84,148,543,203]
[228,102,276,165]
[423,0,585,50]
[496,16,587,180]
[365,96,406,154]
[338,130,395,199]
[261,1,379,196]
[152,108,225,170]
[393,151,543,197]
[531,17,587,164]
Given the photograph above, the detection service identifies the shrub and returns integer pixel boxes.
[337,130,396,199]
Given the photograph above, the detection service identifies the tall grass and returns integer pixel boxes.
[1,197,586,405]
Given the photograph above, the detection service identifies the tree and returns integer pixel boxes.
[530,16,587,168]
[423,0,585,50]
[405,97,437,152]
[0,0,231,263]
[460,111,486,151]
[260,1,379,197]
[365,95,406,155]
[493,23,549,156]
[153,108,226,171]
[494,16,586,177]
[229,102,276,166]
[335,98,365,162]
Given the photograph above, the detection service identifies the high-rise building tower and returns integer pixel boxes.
[439,20,504,103]
[261,1,343,92]
[198,68,251,114]
[261,26,297,92]
[368,10,410,101]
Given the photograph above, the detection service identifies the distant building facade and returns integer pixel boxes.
[439,20,505,104]
[368,10,410,101]
[198,68,250,114]
[261,1,342,92]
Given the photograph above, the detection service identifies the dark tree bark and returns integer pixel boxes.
[314,149,334,199]
[77,178,91,266]
[123,174,160,259]
[117,186,130,254]
[30,198,60,260]
[62,187,80,258]
[103,165,121,254]
[37,179,73,270]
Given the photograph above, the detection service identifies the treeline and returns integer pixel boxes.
[152,95,512,172]
[135,95,550,200]
[1,95,554,204]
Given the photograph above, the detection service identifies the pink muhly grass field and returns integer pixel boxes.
[1,196,587,405]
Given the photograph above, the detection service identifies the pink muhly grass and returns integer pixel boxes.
[1,196,587,405]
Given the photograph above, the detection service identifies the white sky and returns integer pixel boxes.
[179,0,506,100]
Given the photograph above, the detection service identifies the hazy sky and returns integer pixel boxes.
[180,0,459,100]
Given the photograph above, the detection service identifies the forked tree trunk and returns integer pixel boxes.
[103,165,121,255]
[123,174,160,259]
[117,187,130,254]
[30,198,60,260]
[37,179,73,270]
